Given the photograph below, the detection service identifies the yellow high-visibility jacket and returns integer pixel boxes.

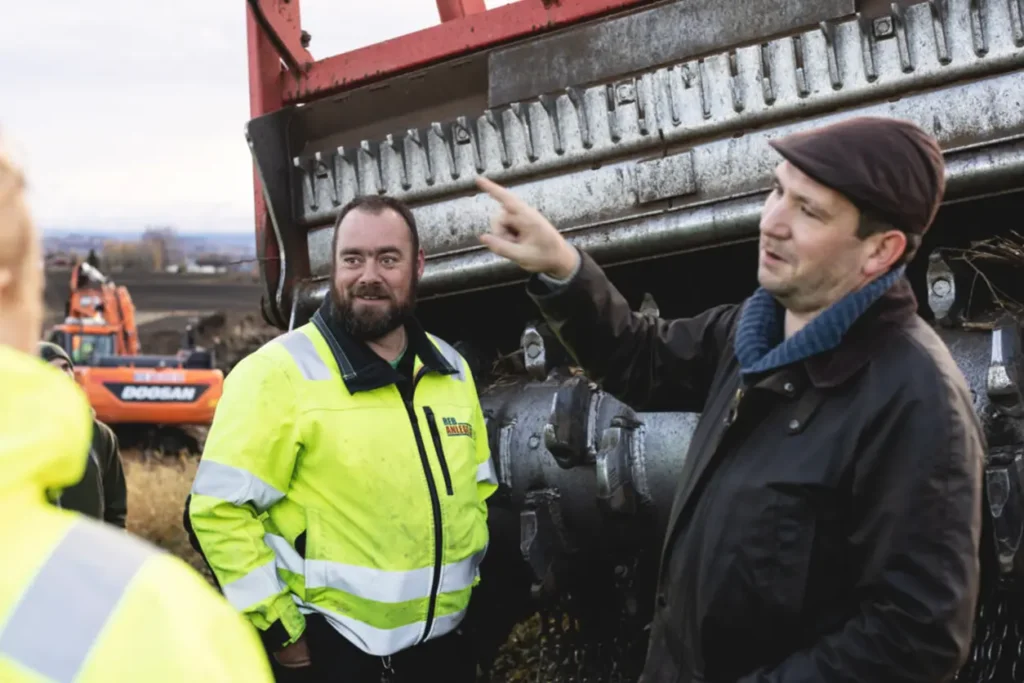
[187,314,499,657]
[0,344,273,683]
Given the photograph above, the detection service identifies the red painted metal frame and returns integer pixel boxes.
[275,0,651,105]
[248,0,314,74]
[245,0,648,324]
[436,0,487,22]
[246,1,291,326]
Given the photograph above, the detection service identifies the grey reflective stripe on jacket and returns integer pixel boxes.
[0,520,153,681]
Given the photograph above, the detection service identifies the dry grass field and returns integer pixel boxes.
[122,449,213,581]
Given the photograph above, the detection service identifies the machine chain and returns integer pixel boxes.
[953,587,1024,683]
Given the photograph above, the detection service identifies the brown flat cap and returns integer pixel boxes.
[769,116,946,235]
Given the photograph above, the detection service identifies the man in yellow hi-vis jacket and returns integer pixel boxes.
[0,142,274,683]
[186,195,499,682]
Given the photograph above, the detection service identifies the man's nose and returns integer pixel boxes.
[759,199,791,239]
[357,260,383,282]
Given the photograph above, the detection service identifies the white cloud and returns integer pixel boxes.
[0,0,517,235]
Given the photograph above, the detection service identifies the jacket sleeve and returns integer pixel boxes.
[527,248,740,413]
[737,371,985,683]
[187,353,306,650]
[96,421,128,529]
[470,370,498,506]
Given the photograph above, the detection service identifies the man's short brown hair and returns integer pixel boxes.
[330,195,420,266]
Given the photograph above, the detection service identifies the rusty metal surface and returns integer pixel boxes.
[299,66,1024,277]
[289,130,1024,323]
[289,0,1024,220]
[287,0,1024,229]
[486,0,855,107]
[254,0,1024,325]
[281,0,651,104]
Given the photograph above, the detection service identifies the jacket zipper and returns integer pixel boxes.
[403,366,444,643]
[423,407,454,495]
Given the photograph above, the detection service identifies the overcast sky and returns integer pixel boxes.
[0,0,515,234]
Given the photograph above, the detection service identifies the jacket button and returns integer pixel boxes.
[783,382,795,394]
[656,592,668,608]
[788,418,800,431]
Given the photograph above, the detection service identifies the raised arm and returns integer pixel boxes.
[476,176,737,412]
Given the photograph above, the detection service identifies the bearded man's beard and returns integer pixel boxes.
[331,277,417,341]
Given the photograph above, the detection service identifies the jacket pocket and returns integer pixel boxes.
[423,407,455,496]
[750,486,818,618]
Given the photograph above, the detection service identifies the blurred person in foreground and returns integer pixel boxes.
[37,340,128,529]
[0,139,274,682]
[475,116,984,683]
[186,195,497,682]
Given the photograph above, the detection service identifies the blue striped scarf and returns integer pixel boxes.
[734,266,905,380]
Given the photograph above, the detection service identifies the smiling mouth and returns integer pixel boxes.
[762,247,786,264]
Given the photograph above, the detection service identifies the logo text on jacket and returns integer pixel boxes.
[443,416,473,438]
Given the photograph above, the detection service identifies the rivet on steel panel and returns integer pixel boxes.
[359,140,385,194]
[665,68,683,125]
[455,116,485,173]
[970,0,990,55]
[859,14,879,81]
[537,94,565,155]
[293,156,317,211]
[405,129,434,186]
[697,60,713,118]
[819,21,843,90]
[314,151,338,207]
[759,43,776,105]
[792,35,810,97]
[1010,0,1024,46]
[566,87,593,149]
[728,51,745,113]
[604,84,621,143]
[386,134,411,191]
[484,110,510,168]
[634,76,650,135]
[430,122,459,180]
[334,147,358,205]
[508,103,537,162]
[891,3,915,72]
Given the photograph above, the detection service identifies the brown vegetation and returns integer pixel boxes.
[122,449,212,582]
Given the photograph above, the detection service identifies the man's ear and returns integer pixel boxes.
[416,248,426,280]
[863,230,908,277]
[0,266,12,297]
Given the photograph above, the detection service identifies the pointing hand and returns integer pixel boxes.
[475,176,580,280]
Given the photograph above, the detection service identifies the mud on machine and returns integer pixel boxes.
[243,0,1024,679]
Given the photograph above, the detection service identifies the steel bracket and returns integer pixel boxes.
[544,376,593,469]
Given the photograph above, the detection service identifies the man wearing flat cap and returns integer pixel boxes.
[38,341,128,529]
[475,115,984,682]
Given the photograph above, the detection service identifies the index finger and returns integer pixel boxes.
[475,175,524,212]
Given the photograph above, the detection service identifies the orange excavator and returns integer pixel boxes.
[47,261,224,452]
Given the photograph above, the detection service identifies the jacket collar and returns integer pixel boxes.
[803,276,919,388]
[311,298,457,394]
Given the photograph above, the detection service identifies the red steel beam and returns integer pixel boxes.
[249,0,314,75]
[246,1,289,326]
[281,0,650,105]
[437,0,487,22]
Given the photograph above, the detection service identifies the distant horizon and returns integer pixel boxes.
[42,227,256,240]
